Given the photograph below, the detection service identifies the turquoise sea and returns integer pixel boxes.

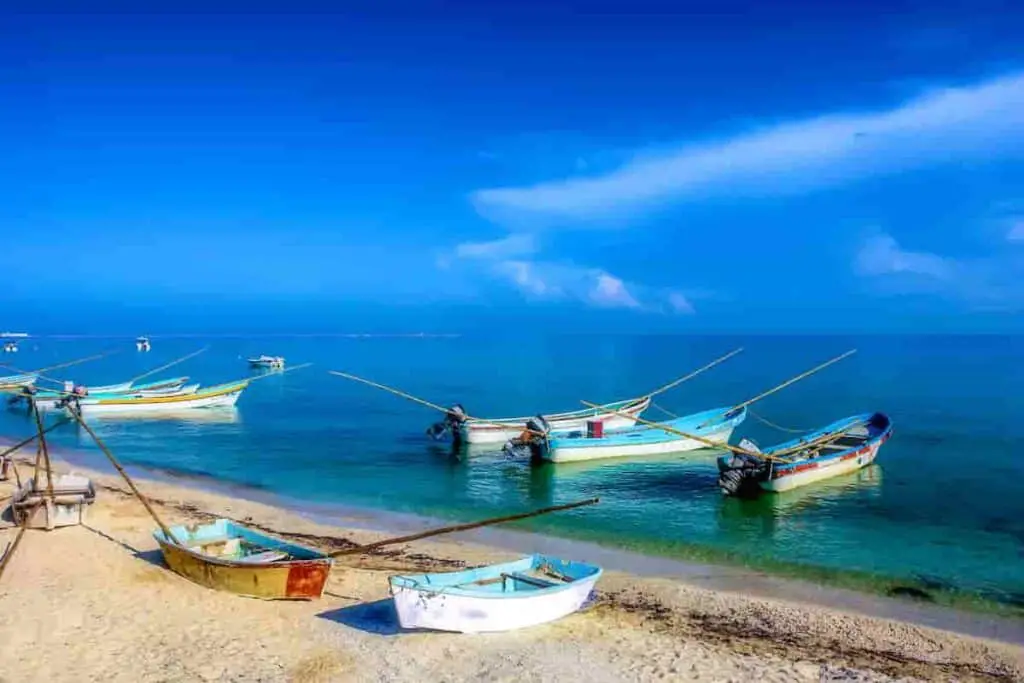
[3,334,1023,612]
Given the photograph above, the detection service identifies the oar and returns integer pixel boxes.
[579,401,785,461]
[65,405,181,545]
[645,347,744,398]
[328,497,599,558]
[327,370,546,436]
[130,347,208,384]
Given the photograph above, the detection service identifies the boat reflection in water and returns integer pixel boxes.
[87,407,242,425]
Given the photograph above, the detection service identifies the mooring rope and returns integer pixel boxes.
[650,401,677,419]
[747,408,811,434]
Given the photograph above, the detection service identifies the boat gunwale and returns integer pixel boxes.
[549,405,744,449]
[389,555,602,600]
[764,413,893,473]
[465,396,650,430]
[89,381,248,405]
[152,520,332,569]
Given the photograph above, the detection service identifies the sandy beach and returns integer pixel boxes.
[1,451,1022,683]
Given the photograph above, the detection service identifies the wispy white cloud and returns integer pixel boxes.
[854,230,1024,308]
[1007,220,1024,242]
[454,233,536,260]
[472,72,1024,225]
[854,232,955,280]
[590,273,640,309]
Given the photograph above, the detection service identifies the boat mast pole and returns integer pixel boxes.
[0,349,120,387]
[128,346,208,384]
[66,405,181,545]
[645,347,744,398]
[728,349,857,413]
[329,498,599,558]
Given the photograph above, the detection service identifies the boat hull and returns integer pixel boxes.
[153,519,332,600]
[543,407,746,463]
[761,437,885,493]
[30,383,201,412]
[70,382,245,413]
[460,397,651,445]
[389,556,600,633]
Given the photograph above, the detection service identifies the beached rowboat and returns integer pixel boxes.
[516,406,747,463]
[63,381,247,415]
[435,396,652,446]
[153,518,332,599]
[717,412,893,496]
[390,554,601,633]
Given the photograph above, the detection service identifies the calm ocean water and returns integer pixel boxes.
[3,334,1023,610]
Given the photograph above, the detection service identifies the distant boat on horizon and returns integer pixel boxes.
[136,336,151,352]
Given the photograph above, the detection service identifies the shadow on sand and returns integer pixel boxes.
[317,599,407,636]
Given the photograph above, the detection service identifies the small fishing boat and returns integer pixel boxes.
[152,518,332,599]
[0,373,38,389]
[389,554,601,633]
[3,340,18,353]
[87,376,189,394]
[716,412,893,496]
[512,406,747,463]
[248,355,285,369]
[63,380,247,415]
[28,382,201,412]
[430,396,652,446]
[136,336,151,352]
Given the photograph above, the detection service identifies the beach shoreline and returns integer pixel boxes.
[2,445,1023,681]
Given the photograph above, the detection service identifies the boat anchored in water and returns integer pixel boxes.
[136,336,151,352]
[716,412,893,496]
[248,355,285,369]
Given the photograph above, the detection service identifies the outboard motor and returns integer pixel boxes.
[716,438,770,497]
[426,403,468,442]
[503,415,551,461]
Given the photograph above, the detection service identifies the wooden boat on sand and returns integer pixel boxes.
[717,412,893,496]
[431,396,652,446]
[152,518,332,599]
[63,380,247,415]
[389,554,601,633]
[510,406,747,463]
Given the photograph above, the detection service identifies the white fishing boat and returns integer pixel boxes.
[87,376,188,394]
[3,340,18,353]
[717,412,893,496]
[64,381,247,415]
[516,406,747,463]
[0,373,38,389]
[30,383,201,412]
[248,355,285,369]
[389,554,601,633]
[431,396,652,446]
[136,336,151,352]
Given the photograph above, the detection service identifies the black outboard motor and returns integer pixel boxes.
[426,404,468,443]
[503,415,552,461]
[716,438,770,497]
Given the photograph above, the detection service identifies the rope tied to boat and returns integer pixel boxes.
[650,402,677,419]
[746,408,811,434]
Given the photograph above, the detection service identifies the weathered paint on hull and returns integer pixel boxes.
[762,441,882,493]
[155,538,331,600]
[460,398,650,445]
[545,425,736,463]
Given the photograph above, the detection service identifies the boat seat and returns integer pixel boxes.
[504,572,559,588]
[234,550,289,564]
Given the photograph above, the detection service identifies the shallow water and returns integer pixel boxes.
[3,334,1023,609]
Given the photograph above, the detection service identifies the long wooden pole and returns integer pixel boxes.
[30,401,55,500]
[646,347,744,398]
[0,525,27,584]
[66,405,180,545]
[729,349,857,412]
[0,418,71,461]
[327,370,545,435]
[246,362,313,383]
[328,497,599,558]
[130,347,207,383]
[0,349,118,387]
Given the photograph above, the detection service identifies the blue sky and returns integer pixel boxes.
[3,0,1024,332]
